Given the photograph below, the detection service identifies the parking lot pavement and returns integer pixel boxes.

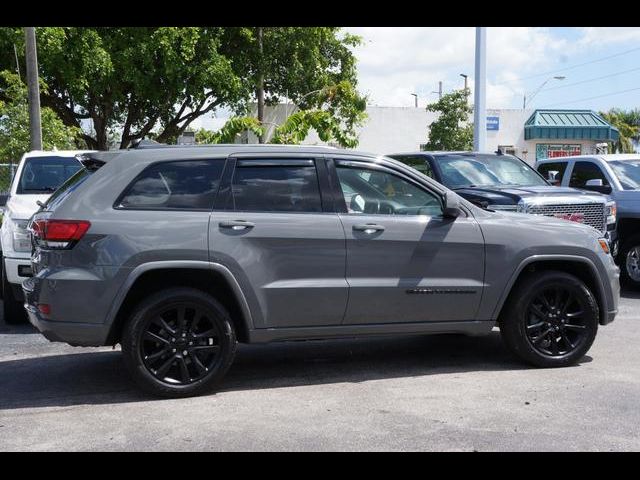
[1,289,639,452]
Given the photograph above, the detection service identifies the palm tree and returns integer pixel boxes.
[601,109,640,153]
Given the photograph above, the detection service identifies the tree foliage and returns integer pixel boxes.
[0,70,82,163]
[425,89,473,151]
[601,108,640,153]
[195,117,263,144]
[0,27,366,150]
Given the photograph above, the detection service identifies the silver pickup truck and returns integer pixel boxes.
[537,154,640,288]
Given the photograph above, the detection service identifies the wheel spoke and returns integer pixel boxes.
[158,317,176,336]
[144,331,170,345]
[561,331,575,350]
[191,345,220,353]
[530,303,547,319]
[194,328,217,339]
[565,310,584,319]
[144,347,170,364]
[564,323,586,330]
[531,328,553,344]
[559,292,573,316]
[550,334,559,355]
[177,306,187,331]
[154,354,176,378]
[191,353,208,374]
[539,294,553,311]
[177,356,190,383]
[527,321,546,331]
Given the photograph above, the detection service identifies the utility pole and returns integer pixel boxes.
[256,27,265,143]
[24,27,42,151]
[438,81,443,99]
[473,27,486,153]
[411,93,418,108]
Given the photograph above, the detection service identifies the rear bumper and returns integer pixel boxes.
[4,256,33,285]
[22,277,110,347]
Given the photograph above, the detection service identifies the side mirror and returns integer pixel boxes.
[586,179,603,187]
[547,170,561,186]
[584,179,612,194]
[443,191,462,218]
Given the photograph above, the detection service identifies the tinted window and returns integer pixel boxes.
[569,162,609,188]
[610,160,640,190]
[391,155,435,179]
[231,161,322,213]
[435,154,547,188]
[17,156,82,194]
[46,168,91,210]
[336,165,442,216]
[537,162,568,186]
[118,160,225,210]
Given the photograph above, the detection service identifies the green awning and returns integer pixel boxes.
[524,109,619,141]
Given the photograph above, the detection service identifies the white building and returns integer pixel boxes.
[209,104,620,166]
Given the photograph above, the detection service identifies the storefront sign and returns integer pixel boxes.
[487,116,499,131]
[536,144,582,160]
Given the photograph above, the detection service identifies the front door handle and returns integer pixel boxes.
[219,220,255,230]
[353,223,385,234]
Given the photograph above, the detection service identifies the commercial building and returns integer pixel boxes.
[230,104,620,165]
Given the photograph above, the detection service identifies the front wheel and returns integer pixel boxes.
[620,234,640,290]
[121,287,237,398]
[500,271,598,368]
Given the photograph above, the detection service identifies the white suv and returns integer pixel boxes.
[0,150,94,323]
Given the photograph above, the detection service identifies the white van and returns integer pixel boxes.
[0,150,94,323]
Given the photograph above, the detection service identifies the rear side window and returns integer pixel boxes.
[391,155,435,179]
[17,156,82,194]
[45,168,91,211]
[231,160,322,213]
[537,162,568,186]
[118,160,225,210]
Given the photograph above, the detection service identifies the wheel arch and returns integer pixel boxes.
[105,261,253,345]
[494,256,607,325]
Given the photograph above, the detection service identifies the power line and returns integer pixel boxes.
[492,46,640,87]
[542,86,640,108]
[541,66,640,92]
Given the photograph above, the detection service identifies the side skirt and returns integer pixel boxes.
[248,320,496,343]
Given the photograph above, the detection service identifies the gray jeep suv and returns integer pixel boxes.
[22,145,620,398]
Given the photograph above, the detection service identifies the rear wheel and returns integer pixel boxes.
[121,287,237,398]
[500,271,598,368]
[620,234,640,290]
[2,259,27,325]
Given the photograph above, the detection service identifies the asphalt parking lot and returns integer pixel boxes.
[1,289,639,452]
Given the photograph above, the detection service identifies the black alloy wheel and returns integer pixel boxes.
[122,288,237,398]
[500,271,598,368]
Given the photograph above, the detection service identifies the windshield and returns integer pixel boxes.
[435,154,548,189]
[17,156,82,194]
[609,160,640,190]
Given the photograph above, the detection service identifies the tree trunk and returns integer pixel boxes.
[256,26,265,144]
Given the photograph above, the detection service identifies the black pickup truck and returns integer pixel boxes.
[387,151,618,253]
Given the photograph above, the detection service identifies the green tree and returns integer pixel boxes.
[0,27,246,150]
[220,27,367,144]
[425,89,473,151]
[0,70,82,163]
[601,108,640,153]
[195,117,264,144]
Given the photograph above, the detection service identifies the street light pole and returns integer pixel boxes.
[24,27,42,151]
[411,93,418,108]
[473,27,487,153]
[523,76,565,109]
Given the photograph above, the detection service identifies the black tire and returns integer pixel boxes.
[2,259,27,325]
[121,287,237,398]
[619,233,640,290]
[500,271,598,368]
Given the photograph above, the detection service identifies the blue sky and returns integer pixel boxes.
[194,27,640,131]
[345,27,640,112]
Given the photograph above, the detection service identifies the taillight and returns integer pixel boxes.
[31,219,91,249]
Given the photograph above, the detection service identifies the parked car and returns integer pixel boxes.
[0,150,94,323]
[23,145,619,397]
[387,151,617,254]
[536,154,640,288]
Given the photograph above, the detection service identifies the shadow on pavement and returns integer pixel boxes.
[0,331,594,411]
[621,286,640,300]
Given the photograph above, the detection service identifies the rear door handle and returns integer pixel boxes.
[219,220,255,230]
[353,223,385,234]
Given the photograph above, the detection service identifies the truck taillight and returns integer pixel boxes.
[32,219,91,249]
